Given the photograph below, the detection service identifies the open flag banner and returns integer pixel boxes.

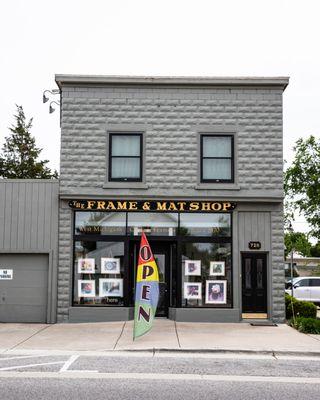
[133,232,159,340]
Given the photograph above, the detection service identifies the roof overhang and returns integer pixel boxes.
[55,74,289,91]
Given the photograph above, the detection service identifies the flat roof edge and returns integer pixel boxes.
[55,75,289,90]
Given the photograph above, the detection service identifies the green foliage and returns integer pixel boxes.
[285,294,317,319]
[0,105,58,179]
[310,242,320,258]
[284,231,312,257]
[284,135,320,240]
[290,317,320,334]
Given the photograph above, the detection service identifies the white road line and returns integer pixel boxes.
[0,371,320,384]
[0,361,65,371]
[64,370,99,373]
[59,355,79,372]
[0,355,50,361]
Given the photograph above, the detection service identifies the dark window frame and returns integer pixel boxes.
[109,133,143,182]
[200,134,234,183]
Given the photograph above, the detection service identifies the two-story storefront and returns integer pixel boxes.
[55,75,288,323]
[0,75,288,324]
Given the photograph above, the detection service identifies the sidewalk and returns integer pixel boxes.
[1,319,320,356]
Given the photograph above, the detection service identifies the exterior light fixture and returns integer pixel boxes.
[42,89,60,104]
[49,101,60,114]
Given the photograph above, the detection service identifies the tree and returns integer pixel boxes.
[284,231,312,258]
[0,105,58,179]
[310,242,320,258]
[284,135,320,240]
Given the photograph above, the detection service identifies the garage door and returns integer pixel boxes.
[0,254,48,323]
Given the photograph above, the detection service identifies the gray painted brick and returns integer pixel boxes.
[57,83,285,322]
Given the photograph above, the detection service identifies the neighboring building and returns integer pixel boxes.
[0,75,289,324]
[285,254,320,278]
[0,180,59,323]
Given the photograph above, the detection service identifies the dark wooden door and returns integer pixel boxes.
[241,253,267,313]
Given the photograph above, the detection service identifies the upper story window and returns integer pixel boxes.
[109,133,142,182]
[201,135,234,183]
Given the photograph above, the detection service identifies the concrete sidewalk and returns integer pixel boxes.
[0,319,320,355]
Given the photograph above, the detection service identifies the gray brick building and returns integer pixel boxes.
[55,75,288,323]
[0,75,289,324]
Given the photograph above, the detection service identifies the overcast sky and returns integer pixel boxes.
[1,0,319,233]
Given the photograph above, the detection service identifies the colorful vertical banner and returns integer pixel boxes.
[133,232,159,340]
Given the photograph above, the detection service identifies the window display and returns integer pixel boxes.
[78,280,96,298]
[99,279,123,297]
[184,260,201,276]
[209,261,225,276]
[184,282,202,300]
[101,258,120,274]
[205,280,227,304]
[73,210,232,309]
[77,258,95,274]
[181,242,231,308]
[73,241,125,306]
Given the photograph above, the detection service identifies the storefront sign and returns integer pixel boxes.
[134,232,159,339]
[68,200,236,212]
[248,241,261,250]
[0,269,13,280]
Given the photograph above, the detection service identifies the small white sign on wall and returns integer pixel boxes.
[0,269,13,280]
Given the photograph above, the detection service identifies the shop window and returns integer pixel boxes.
[201,135,234,182]
[179,213,231,237]
[73,241,125,306]
[74,212,126,236]
[181,242,232,308]
[109,133,142,181]
[127,212,178,236]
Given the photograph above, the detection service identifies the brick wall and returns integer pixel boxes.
[59,86,283,197]
[57,83,285,322]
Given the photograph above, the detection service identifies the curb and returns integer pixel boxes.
[1,348,320,358]
[113,348,320,357]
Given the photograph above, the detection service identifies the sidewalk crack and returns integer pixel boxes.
[174,321,181,348]
[4,325,52,353]
[113,322,126,350]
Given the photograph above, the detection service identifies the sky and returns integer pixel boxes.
[0,0,319,234]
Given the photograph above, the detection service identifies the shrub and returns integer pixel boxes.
[290,317,320,334]
[285,294,317,319]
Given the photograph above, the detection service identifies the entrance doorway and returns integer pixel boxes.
[130,241,176,318]
[241,253,268,318]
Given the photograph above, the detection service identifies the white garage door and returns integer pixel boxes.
[0,254,48,323]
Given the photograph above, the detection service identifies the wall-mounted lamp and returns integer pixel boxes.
[49,101,60,114]
[42,89,60,104]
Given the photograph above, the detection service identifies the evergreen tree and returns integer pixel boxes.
[0,105,58,179]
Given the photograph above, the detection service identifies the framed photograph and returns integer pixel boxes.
[184,282,202,300]
[209,261,225,276]
[77,258,95,274]
[184,260,201,276]
[99,278,123,297]
[205,280,227,304]
[78,280,95,298]
[101,258,120,274]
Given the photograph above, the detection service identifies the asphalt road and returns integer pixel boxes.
[0,352,320,400]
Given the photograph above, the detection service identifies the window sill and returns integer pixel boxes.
[194,183,241,190]
[103,182,149,189]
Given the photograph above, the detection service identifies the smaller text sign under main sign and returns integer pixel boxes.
[0,269,13,280]
[68,200,236,212]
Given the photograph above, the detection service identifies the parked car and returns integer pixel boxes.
[285,276,320,305]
